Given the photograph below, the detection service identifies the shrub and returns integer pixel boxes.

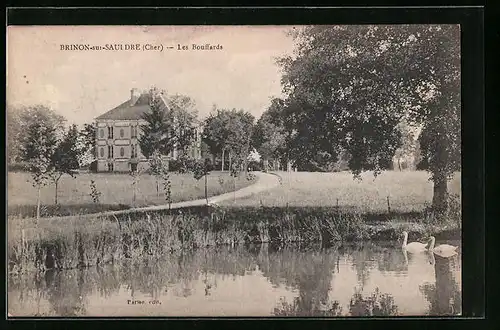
[7,162,30,172]
[89,160,98,173]
[167,159,181,172]
[89,180,101,204]
[447,193,462,229]
[248,161,263,172]
[7,205,461,274]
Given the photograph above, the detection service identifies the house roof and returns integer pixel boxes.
[95,93,166,121]
[96,91,202,125]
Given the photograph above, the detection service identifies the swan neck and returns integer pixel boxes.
[427,237,435,250]
[402,233,408,248]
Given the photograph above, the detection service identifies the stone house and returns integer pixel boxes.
[95,88,203,172]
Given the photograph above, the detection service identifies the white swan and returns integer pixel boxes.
[401,231,429,253]
[427,236,458,258]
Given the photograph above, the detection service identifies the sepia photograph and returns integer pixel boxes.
[7,24,462,317]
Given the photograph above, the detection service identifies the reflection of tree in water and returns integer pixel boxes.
[44,269,87,316]
[420,254,461,315]
[9,263,123,316]
[197,246,259,278]
[93,265,121,299]
[119,254,198,299]
[261,244,342,316]
[274,297,343,317]
[377,247,409,273]
[8,272,48,316]
[349,288,399,316]
[345,243,379,289]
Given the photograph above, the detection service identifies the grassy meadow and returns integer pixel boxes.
[7,171,256,218]
[7,170,462,274]
[220,171,461,213]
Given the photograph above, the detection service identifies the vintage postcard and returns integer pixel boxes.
[7,24,462,317]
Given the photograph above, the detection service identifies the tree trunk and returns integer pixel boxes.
[432,172,448,214]
[221,149,225,172]
[205,174,208,205]
[229,151,232,173]
[156,179,159,198]
[264,159,269,172]
[243,145,249,174]
[233,175,236,203]
[54,179,59,205]
[36,185,41,220]
[398,158,402,171]
[133,181,137,204]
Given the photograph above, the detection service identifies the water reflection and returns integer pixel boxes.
[349,288,399,316]
[266,243,341,316]
[419,252,462,315]
[8,241,461,317]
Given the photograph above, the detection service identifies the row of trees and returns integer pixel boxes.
[202,106,255,173]
[7,105,96,218]
[8,87,256,219]
[253,25,461,213]
[136,88,257,206]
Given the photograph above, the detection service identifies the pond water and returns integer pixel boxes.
[8,241,461,317]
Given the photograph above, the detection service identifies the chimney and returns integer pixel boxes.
[130,88,141,106]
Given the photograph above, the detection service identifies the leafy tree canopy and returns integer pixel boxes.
[278,25,460,210]
[138,87,198,160]
[202,107,255,160]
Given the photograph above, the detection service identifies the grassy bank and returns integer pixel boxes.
[8,171,256,218]
[220,171,461,212]
[7,205,461,275]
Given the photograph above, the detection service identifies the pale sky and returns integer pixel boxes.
[7,25,297,126]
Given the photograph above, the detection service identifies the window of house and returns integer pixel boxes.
[108,163,114,172]
[108,145,113,159]
[131,145,137,158]
[108,126,114,139]
[100,147,104,158]
[120,147,125,157]
[99,129,104,138]
[120,128,124,138]
[131,126,137,138]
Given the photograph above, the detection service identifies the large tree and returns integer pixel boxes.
[138,87,175,197]
[278,25,460,213]
[50,124,82,204]
[139,88,198,159]
[138,87,176,159]
[138,88,198,196]
[168,94,198,157]
[8,104,66,166]
[202,106,231,171]
[18,106,83,212]
[252,98,288,171]
[7,105,22,164]
[202,107,255,172]
[393,121,421,171]
[78,122,97,168]
[19,106,61,219]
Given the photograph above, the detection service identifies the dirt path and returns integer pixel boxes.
[41,172,281,220]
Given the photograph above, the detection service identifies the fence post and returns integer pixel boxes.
[336,198,339,209]
[387,196,391,214]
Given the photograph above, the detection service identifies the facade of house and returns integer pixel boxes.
[95,88,203,172]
